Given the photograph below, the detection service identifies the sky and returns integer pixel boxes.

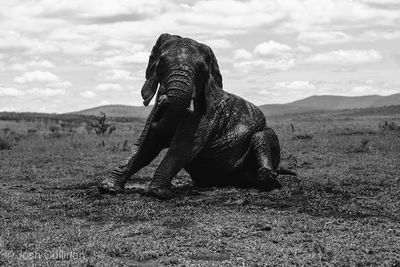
[0,0,399,113]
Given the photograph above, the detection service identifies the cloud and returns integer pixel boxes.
[1,0,399,112]
[99,100,110,106]
[27,88,66,96]
[304,50,383,65]
[359,30,400,41]
[50,81,73,88]
[0,87,25,96]
[233,58,296,73]
[14,71,59,83]
[254,41,292,57]
[96,83,123,91]
[202,39,233,49]
[176,0,286,31]
[272,81,316,91]
[98,69,141,81]
[298,30,400,45]
[234,40,295,73]
[85,51,148,67]
[9,59,55,71]
[297,31,353,45]
[80,90,97,98]
[233,49,253,60]
[297,45,313,53]
[0,31,59,54]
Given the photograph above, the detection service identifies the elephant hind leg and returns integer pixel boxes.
[250,127,282,191]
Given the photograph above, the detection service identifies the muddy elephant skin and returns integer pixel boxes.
[99,33,296,199]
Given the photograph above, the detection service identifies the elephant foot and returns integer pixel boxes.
[145,186,174,200]
[145,180,174,199]
[256,168,282,192]
[98,177,126,195]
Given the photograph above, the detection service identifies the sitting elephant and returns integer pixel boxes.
[99,33,296,199]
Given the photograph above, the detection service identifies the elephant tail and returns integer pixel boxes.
[276,166,297,176]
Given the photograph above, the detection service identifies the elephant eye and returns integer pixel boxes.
[156,59,167,78]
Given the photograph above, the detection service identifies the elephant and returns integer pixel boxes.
[99,33,296,199]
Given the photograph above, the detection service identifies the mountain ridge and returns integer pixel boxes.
[70,93,400,118]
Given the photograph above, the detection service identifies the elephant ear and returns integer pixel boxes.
[141,33,180,106]
[196,45,224,114]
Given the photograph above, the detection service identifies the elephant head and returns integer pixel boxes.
[141,33,224,115]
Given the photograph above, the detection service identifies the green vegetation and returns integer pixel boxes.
[0,107,399,266]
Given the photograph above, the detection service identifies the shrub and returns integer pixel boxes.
[91,112,115,136]
[346,138,369,153]
[27,129,37,134]
[0,135,13,150]
[379,121,399,131]
[2,127,11,134]
[49,125,61,134]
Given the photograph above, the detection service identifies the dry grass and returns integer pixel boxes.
[0,108,399,266]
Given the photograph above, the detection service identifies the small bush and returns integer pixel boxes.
[346,138,370,153]
[49,125,61,134]
[379,121,399,131]
[0,135,13,150]
[2,127,11,134]
[27,129,37,134]
[91,112,115,136]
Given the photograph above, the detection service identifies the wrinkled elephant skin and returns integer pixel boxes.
[98,33,296,199]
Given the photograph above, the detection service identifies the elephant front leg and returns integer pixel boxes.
[251,127,282,191]
[147,112,200,199]
[99,107,171,194]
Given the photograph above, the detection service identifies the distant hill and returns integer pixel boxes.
[371,93,400,107]
[70,104,151,119]
[71,93,400,118]
[288,93,400,110]
[258,104,320,116]
[72,103,315,117]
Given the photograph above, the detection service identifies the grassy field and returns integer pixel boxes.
[0,107,399,266]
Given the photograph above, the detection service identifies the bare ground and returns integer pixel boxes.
[0,110,400,266]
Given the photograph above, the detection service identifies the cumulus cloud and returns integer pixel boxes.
[273,81,316,91]
[233,40,295,74]
[298,30,400,45]
[96,83,123,91]
[99,99,110,105]
[297,31,353,45]
[233,49,253,60]
[85,51,148,67]
[0,0,399,112]
[98,69,140,81]
[0,87,25,96]
[304,50,383,65]
[80,90,97,98]
[233,58,296,73]
[14,71,59,83]
[359,30,400,41]
[0,31,59,54]
[254,41,292,57]
[50,81,73,88]
[9,59,55,71]
[202,39,233,49]
[297,45,313,53]
[27,88,66,96]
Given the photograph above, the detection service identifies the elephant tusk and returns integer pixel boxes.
[158,94,168,105]
[187,99,195,112]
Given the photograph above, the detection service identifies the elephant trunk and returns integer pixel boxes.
[162,63,195,109]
